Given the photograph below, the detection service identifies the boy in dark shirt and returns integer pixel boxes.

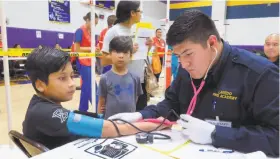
[22,46,168,149]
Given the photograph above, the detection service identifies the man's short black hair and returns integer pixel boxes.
[156,28,161,33]
[166,10,221,47]
[83,12,98,21]
[107,15,117,26]
[26,46,70,93]
[109,36,133,54]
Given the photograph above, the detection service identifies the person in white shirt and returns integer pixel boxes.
[101,1,152,111]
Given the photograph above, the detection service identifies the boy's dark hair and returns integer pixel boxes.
[107,15,117,26]
[115,1,140,24]
[109,36,133,54]
[26,46,70,93]
[83,12,98,21]
[166,10,221,48]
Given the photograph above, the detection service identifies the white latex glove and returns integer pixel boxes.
[177,114,215,145]
[108,112,143,124]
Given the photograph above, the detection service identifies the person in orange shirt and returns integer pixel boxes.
[73,12,99,112]
[98,15,117,74]
[153,28,166,82]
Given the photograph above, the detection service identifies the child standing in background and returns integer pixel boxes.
[98,36,143,119]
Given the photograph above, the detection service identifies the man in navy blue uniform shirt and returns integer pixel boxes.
[109,10,279,157]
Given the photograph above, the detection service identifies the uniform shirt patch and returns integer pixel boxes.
[212,90,238,101]
[52,109,68,123]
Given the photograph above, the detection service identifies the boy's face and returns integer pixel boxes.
[111,50,131,68]
[36,62,76,103]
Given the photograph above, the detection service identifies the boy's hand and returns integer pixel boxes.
[147,121,171,130]
[100,105,106,113]
[142,117,172,130]
[98,104,105,114]
[156,117,165,121]
[108,112,143,123]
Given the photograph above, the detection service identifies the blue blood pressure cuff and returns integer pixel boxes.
[66,111,104,137]
[73,110,104,119]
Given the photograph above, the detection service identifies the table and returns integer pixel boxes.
[31,129,277,159]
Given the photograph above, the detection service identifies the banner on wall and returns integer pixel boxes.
[49,0,70,23]
[80,0,115,10]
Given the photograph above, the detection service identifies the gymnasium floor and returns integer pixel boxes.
[0,73,166,158]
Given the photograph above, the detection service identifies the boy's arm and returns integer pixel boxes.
[135,76,143,104]
[98,76,107,114]
[67,111,169,138]
[98,96,106,114]
[101,120,168,137]
[34,105,168,139]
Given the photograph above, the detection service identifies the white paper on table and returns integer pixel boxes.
[31,138,173,159]
[170,142,268,159]
[71,138,173,159]
[138,129,190,153]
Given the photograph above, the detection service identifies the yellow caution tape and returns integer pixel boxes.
[0,48,171,57]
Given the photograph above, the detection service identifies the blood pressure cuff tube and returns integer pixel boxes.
[66,111,104,137]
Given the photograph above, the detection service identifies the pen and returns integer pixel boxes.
[199,149,234,153]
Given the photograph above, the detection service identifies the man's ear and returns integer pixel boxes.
[208,35,218,47]
[35,79,46,93]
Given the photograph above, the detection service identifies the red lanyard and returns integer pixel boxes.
[186,80,206,115]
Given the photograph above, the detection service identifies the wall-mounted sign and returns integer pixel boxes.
[49,0,70,23]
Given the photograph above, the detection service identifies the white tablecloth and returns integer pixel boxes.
[31,129,278,159]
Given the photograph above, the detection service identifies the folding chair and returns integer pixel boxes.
[8,130,49,158]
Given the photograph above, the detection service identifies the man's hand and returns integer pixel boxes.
[133,43,139,54]
[108,112,143,123]
[177,114,215,145]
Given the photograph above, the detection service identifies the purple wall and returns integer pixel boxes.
[2,27,264,53]
[5,27,99,49]
[6,27,74,48]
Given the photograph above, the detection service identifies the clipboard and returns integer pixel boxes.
[132,22,154,60]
